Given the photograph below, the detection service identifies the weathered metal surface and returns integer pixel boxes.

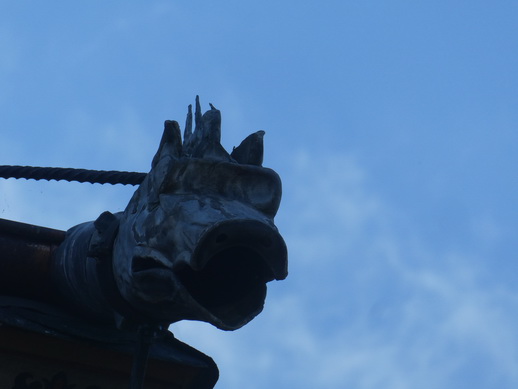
[0,218,65,299]
[0,98,288,332]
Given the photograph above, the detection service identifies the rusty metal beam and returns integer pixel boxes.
[0,218,65,299]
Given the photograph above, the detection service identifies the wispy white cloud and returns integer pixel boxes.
[173,150,518,389]
[3,128,516,388]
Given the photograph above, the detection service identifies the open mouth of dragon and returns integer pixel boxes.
[130,220,287,329]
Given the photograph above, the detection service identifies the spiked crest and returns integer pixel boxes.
[152,96,265,168]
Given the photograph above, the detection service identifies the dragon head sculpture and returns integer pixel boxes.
[111,97,287,330]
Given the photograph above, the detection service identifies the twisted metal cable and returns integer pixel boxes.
[0,165,147,186]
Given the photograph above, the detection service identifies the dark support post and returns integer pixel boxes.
[130,325,157,389]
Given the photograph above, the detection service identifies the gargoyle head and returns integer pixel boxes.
[112,97,287,330]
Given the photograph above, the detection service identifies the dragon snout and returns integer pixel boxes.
[127,220,287,330]
[177,220,288,329]
[191,220,287,279]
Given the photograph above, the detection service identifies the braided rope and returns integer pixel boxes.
[0,165,146,186]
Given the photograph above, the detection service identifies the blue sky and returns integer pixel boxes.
[1,1,518,388]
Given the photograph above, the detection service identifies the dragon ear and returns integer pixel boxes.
[231,131,265,166]
[151,120,182,168]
